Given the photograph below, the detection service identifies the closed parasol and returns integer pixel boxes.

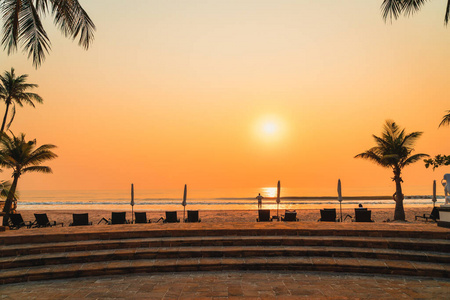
[338,179,343,222]
[182,184,187,222]
[276,180,280,221]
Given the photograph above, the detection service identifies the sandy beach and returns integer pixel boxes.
[12,206,437,228]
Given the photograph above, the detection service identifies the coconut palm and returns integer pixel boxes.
[0,68,43,132]
[439,110,450,128]
[1,0,95,68]
[355,120,429,221]
[0,132,57,226]
[381,0,450,25]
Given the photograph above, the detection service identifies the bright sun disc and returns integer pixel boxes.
[263,122,277,134]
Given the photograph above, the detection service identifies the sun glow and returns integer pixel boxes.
[253,116,286,143]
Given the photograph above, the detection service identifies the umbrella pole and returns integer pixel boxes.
[184,206,186,223]
[277,203,279,221]
[132,205,134,224]
[340,202,342,222]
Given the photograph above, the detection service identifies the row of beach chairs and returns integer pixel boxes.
[256,208,374,222]
[7,210,201,229]
[7,207,439,229]
[8,213,64,229]
[98,211,201,225]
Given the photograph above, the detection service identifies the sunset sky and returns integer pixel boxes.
[1,1,449,196]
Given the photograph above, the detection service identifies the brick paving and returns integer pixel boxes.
[0,271,449,299]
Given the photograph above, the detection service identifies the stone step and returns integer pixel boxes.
[3,226,449,246]
[1,235,448,258]
[1,245,449,270]
[0,256,448,284]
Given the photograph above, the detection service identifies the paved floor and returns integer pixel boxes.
[0,271,449,299]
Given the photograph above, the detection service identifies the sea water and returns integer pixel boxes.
[16,188,444,211]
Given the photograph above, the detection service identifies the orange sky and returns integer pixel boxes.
[1,1,449,196]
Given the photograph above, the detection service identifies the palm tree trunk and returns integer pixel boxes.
[2,174,19,226]
[1,100,11,133]
[393,170,405,221]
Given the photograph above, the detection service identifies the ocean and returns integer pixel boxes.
[16,188,445,211]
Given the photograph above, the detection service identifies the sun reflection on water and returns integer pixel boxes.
[261,187,277,198]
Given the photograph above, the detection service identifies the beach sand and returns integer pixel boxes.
[13,207,436,227]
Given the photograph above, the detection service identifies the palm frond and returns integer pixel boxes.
[372,134,389,148]
[22,165,52,174]
[402,0,427,16]
[439,110,450,127]
[381,0,404,22]
[401,153,430,167]
[5,103,15,131]
[355,151,390,167]
[445,0,450,25]
[34,0,49,14]
[1,0,94,68]
[401,131,423,148]
[51,0,96,49]
[1,0,21,54]
[20,0,51,68]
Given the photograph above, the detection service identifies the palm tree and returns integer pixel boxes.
[355,120,429,221]
[439,110,450,128]
[0,132,57,226]
[381,0,450,25]
[0,68,43,132]
[1,0,95,68]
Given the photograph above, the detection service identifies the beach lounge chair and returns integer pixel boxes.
[34,213,63,227]
[9,213,33,229]
[110,212,129,224]
[354,208,373,222]
[134,212,151,224]
[69,213,92,226]
[163,211,180,223]
[319,209,336,222]
[415,207,440,222]
[281,210,299,222]
[185,210,201,223]
[257,209,272,222]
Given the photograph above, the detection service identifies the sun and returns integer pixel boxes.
[253,116,286,143]
[263,122,278,135]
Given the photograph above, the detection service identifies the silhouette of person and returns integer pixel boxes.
[358,203,363,208]
[256,193,263,209]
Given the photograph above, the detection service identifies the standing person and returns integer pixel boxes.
[256,193,263,209]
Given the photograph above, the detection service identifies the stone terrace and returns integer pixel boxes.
[0,222,449,292]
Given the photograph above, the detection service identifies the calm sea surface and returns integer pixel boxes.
[17,188,444,211]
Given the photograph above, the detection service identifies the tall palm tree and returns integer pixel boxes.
[355,120,429,221]
[439,110,450,128]
[0,132,57,225]
[1,0,95,68]
[381,0,450,25]
[0,68,43,132]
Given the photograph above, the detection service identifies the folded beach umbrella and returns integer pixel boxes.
[276,180,281,221]
[432,180,437,207]
[182,184,187,222]
[337,179,343,222]
[131,183,135,223]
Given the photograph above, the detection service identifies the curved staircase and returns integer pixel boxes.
[0,223,449,284]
